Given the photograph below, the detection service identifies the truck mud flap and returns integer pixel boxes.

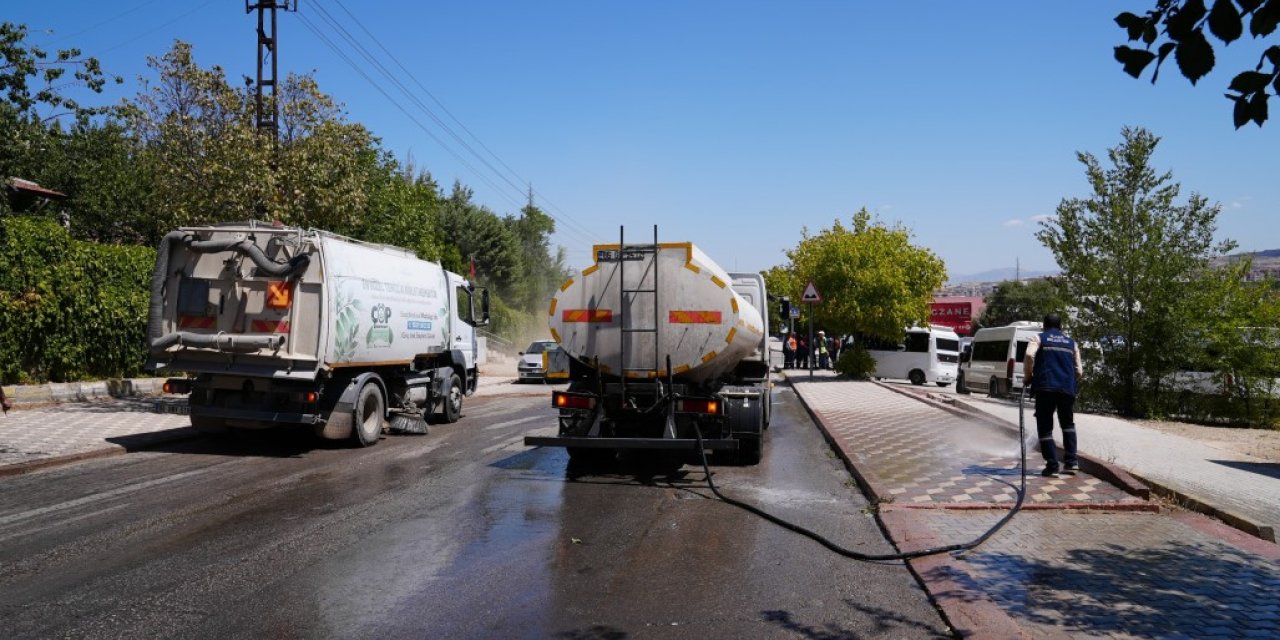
[524,436,739,451]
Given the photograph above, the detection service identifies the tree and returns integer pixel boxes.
[1,22,121,213]
[0,22,119,122]
[1113,1,1280,127]
[120,42,379,242]
[1037,127,1239,416]
[977,278,1067,329]
[505,194,566,312]
[785,208,946,343]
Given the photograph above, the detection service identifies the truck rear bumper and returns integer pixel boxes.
[191,406,321,425]
[524,436,739,451]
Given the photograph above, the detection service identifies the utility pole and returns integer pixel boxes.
[246,0,298,143]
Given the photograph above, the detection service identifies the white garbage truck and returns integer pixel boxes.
[146,222,489,446]
[524,228,773,464]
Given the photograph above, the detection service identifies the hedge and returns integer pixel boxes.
[0,216,155,384]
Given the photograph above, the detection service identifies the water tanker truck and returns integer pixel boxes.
[146,222,489,446]
[524,229,772,464]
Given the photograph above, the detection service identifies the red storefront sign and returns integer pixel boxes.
[930,301,972,335]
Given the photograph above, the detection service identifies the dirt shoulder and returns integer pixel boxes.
[1132,419,1280,462]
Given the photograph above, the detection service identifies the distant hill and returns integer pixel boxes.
[947,267,1058,285]
[1212,248,1280,269]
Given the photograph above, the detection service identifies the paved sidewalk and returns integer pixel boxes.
[949,393,1280,542]
[0,373,523,477]
[789,370,1280,640]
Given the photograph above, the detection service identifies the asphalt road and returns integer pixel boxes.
[0,384,949,639]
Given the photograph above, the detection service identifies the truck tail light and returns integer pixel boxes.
[553,391,596,411]
[1007,358,1015,381]
[290,391,319,404]
[163,378,191,395]
[676,398,720,415]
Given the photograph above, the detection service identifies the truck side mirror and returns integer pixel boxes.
[480,289,491,325]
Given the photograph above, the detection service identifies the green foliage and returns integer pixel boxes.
[0,216,153,383]
[978,279,1067,330]
[1038,127,1247,418]
[0,22,120,123]
[785,208,947,344]
[1113,2,1280,127]
[834,343,876,380]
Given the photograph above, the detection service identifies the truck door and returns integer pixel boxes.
[445,272,489,370]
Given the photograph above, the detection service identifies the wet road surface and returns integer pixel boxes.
[0,385,949,639]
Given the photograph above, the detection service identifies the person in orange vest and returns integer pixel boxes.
[783,332,797,369]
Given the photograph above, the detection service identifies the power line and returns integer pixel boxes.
[98,0,220,55]
[294,10,528,214]
[325,0,600,243]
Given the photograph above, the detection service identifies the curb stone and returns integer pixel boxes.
[781,372,1028,639]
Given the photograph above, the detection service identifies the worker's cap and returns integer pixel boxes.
[818,330,825,334]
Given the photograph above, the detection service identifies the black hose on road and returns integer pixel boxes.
[691,387,1029,562]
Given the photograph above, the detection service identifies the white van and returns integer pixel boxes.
[957,321,1043,396]
[867,326,961,386]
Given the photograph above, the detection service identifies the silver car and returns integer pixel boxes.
[518,340,560,383]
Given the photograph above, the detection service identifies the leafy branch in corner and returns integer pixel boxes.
[1114,0,1280,127]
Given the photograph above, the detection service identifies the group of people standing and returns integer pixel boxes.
[781,330,840,370]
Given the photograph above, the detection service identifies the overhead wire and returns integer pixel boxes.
[294,10,528,214]
[300,5,600,247]
[325,0,600,244]
[98,0,220,55]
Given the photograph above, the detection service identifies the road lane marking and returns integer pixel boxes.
[0,469,207,527]
[481,436,528,455]
[482,415,546,431]
[0,503,131,540]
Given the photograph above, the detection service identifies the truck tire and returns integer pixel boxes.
[353,382,385,447]
[957,372,969,394]
[909,369,926,386]
[440,373,463,423]
[190,415,228,435]
[736,435,762,465]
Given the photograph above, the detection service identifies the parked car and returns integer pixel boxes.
[518,339,561,383]
[957,321,1042,397]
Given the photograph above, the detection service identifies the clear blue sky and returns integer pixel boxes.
[11,1,1278,278]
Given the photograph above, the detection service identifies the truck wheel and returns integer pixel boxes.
[441,373,463,423]
[353,382,385,447]
[190,415,228,435]
[736,435,762,465]
[909,370,926,386]
[957,372,970,394]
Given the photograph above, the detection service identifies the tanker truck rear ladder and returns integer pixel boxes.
[617,225,661,402]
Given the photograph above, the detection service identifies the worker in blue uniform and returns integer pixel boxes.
[1023,313,1084,477]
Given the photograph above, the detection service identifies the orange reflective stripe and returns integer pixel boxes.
[668,310,722,324]
[562,309,613,322]
[178,315,215,329]
[251,319,291,333]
